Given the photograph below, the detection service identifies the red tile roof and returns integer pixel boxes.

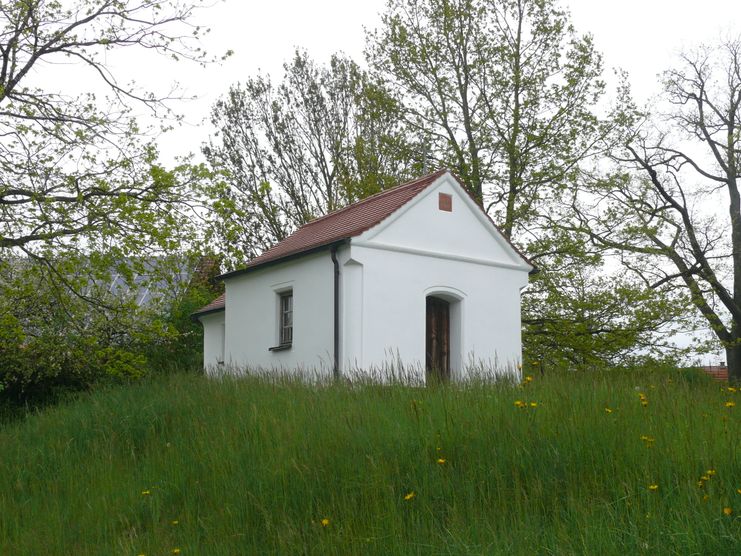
[194,292,225,315]
[219,168,449,279]
[195,168,534,317]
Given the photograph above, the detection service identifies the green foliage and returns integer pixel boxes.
[1,370,739,554]
[202,50,419,269]
[144,256,223,372]
[366,0,684,367]
[0,252,215,408]
[523,266,693,371]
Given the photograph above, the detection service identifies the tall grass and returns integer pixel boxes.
[1,368,739,555]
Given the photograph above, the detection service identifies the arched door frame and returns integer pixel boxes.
[424,286,465,382]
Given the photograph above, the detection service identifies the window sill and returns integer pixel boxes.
[268,343,292,352]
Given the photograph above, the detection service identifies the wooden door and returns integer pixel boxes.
[426,297,450,383]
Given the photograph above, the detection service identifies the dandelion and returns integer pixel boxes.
[737,488,741,495]
[529,402,538,408]
[703,495,710,501]
[514,400,526,408]
[524,375,533,383]
[141,490,151,496]
[604,407,613,414]
[648,484,659,491]
[725,401,735,408]
[171,520,179,525]
[640,435,655,447]
[172,550,181,555]
[728,387,737,393]
[723,507,733,516]
[404,491,416,501]
[437,458,446,465]
[706,469,716,476]
[641,400,649,407]
[701,475,710,482]
[321,518,330,527]
[698,481,705,488]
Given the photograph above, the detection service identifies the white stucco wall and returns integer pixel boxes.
[223,251,336,375]
[203,172,531,382]
[340,173,531,380]
[200,311,225,372]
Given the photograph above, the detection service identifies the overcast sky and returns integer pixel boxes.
[133,0,739,161]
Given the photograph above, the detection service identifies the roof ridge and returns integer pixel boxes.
[299,168,448,229]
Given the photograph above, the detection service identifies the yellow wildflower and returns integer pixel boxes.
[728,387,737,393]
[171,520,179,525]
[723,507,733,516]
[529,402,538,408]
[703,494,710,501]
[141,490,151,496]
[524,375,533,383]
[725,401,735,408]
[437,458,446,465]
[514,400,526,408]
[701,475,710,482]
[404,491,416,501]
[648,484,659,491]
[172,550,181,555]
[321,518,330,527]
[604,407,613,414]
[737,488,741,495]
[698,481,704,488]
[706,469,716,476]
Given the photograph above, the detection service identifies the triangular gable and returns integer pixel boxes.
[217,169,533,281]
[355,172,533,272]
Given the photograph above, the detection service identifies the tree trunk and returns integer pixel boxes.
[727,341,741,384]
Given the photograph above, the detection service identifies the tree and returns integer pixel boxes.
[574,39,741,381]
[202,50,418,268]
[368,0,683,367]
[0,1,222,402]
[368,0,605,237]
[0,1,215,284]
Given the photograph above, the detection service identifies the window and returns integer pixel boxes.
[279,291,293,345]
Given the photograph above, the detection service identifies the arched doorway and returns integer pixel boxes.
[426,296,450,383]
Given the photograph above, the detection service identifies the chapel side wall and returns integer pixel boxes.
[200,311,225,373]
[224,252,335,375]
[352,246,528,380]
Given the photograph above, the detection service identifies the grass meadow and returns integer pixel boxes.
[0,368,739,555]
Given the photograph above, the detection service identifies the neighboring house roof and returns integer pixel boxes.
[194,168,534,317]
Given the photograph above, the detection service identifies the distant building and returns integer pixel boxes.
[700,362,728,382]
[194,170,535,382]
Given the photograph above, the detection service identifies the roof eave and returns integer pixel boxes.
[190,305,225,322]
[216,239,348,281]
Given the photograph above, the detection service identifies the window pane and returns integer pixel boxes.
[280,292,293,344]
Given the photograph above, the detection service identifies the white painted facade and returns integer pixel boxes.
[199,172,532,381]
[200,311,226,368]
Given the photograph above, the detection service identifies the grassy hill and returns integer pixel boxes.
[1,369,739,555]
